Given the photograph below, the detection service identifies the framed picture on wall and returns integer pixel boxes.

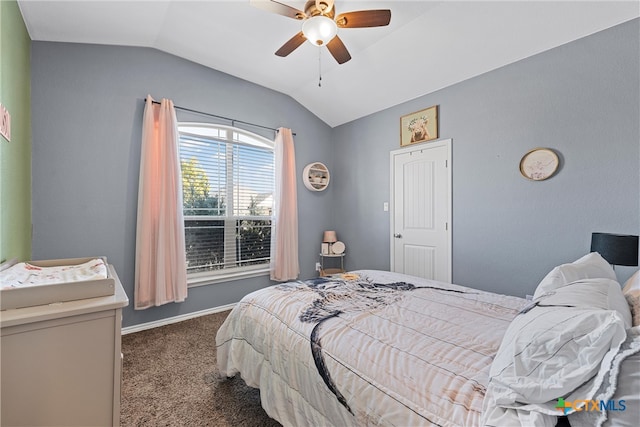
[400,105,438,146]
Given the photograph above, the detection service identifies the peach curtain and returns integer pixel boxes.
[134,96,187,309]
[270,127,299,281]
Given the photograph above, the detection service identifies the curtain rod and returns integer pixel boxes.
[146,98,295,136]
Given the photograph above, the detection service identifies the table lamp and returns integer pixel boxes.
[590,232,639,268]
[323,231,337,255]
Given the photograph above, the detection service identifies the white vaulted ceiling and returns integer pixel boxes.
[17,0,640,127]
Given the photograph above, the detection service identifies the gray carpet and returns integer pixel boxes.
[120,311,282,427]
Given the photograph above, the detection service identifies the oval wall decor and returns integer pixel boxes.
[519,148,559,181]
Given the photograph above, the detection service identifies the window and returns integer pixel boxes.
[178,123,274,285]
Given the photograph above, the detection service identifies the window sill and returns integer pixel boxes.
[187,267,271,288]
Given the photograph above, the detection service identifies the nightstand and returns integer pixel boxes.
[319,253,345,276]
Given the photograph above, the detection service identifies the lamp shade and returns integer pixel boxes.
[591,232,639,266]
[323,230,337,243]
[302,15,338,46]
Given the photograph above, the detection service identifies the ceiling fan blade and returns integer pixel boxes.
[250,0,306,20]
[326,36,351,64]
[275,32,307,57]
[335,10,391,28]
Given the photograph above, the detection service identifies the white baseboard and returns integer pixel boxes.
[122,303,236,335]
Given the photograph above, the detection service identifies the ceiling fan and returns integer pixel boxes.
[250,0,391,64]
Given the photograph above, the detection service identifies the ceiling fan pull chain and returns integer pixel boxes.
[318,48,322,87]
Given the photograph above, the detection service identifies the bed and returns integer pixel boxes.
[216,254,640,427]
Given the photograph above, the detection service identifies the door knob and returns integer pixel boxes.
[394,233,402,238]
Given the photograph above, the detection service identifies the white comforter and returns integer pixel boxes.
[216,270,528,426]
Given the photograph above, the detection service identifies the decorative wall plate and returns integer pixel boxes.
[519,148,559,181]
[331,241,345,255]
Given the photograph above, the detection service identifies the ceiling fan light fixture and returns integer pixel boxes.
[302,15,337,46]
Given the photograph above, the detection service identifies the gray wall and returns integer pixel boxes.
[31,19,639,328]
[30,43,334,327]
[331,19,639,296]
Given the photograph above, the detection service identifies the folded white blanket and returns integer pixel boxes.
[0,258,108,289]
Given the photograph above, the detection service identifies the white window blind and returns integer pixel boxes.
[178,124,274,279]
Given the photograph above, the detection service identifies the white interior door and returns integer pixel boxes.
[390,139,451,282]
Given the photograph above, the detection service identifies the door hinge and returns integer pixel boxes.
[445,159,448,167]
[445,222,448,231]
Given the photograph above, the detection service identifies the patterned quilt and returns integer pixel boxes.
[216,270,528,426]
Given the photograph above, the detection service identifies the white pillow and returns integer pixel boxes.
[536,278,632,329]
[622,271,640,326]
[534,252,617,299]
[603,347,640,427]
[487,306,627,405]
[567,325,640,427]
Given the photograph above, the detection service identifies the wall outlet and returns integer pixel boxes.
[315,262,321,271]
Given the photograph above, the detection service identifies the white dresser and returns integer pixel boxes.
[1,265,129,426]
